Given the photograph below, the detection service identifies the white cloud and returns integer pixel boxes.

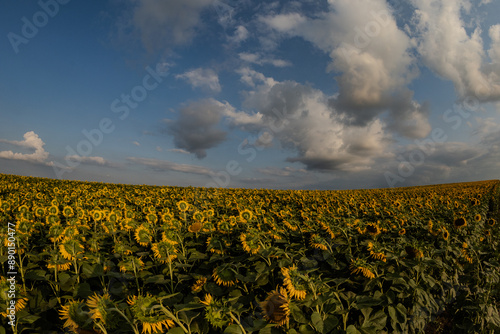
[0,131,53,166]
[239,52,291,67]
[239,70,393,171]
[128,157,213,175]
[132,141,140,146]
[66,155,112,166]
[259,0,429,138]
[260,13,306,32]
[176,68,221,93]
[229,25,249,43]
[411,0,500,101]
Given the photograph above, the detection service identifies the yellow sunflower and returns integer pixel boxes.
[59,300,88,334]
[86,292,119,329]
[240,232,261,254]
[128,294,175,334]
[350,258,375,279]
[213,265,238,287]
[191,277,207,293]
[281,265,307,300]
[474,214,482,222]
[134,225,153,247]
[176,200,189,212]
[151,240,178,263]
[310,234,328,251]
[260,286,290,327]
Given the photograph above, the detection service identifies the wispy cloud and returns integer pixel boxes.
[127,157,212,175]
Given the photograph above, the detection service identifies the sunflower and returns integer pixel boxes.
[119,256,144,273]
[151,240,178,263]
[461,242,473,264]
[367,242,386,262]
[62,206,74,218]
[442,227,450,241]
[191,277,207,293]
[91,209,104,222]
[59,300,89,334]
[310,234,328,251]
[192,211,205,222]
[350,258,375,279]
[453,217,467,229]
[86,292,120,329]
[134,225,153,247]
[260,286,290,327]
[239,209,253,222]
[59,239,84,261]
[281,265,307,300]
[213,264,238,287]
[128,294,175,334]
[200,294,232,328]
[240,232,261,254]
[366,223,381,236]
[46,214,61,225]
[206,236,226,255]
[487,218,496,227]
[405,246,424,259]
[177,200,189,212]
[188,221,203,233]
[399,228,406,235]
[474,214,482,222]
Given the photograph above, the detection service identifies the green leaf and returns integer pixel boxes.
[18,314,40,324]
[25,269,47,281]
[355,295,383,308]
[168,327,186,334]
[346,325,361,334]
[323,315,339,333]
[224,324,243,334]
[311,312,324,333]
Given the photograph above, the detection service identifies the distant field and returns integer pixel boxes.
[1,173,500,333]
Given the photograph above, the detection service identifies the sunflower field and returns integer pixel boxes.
[1,173,500,334]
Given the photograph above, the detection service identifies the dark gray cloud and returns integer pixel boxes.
[164,99,229,159]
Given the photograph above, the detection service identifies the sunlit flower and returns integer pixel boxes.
[213,265,238,287]
[281,265,307,299]
[350,259,375,279]
[453,217,467,229]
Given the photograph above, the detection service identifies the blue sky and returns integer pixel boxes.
[1,0,499,190]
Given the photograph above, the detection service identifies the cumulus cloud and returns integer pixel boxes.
[164,99,231,159]
[0,131,53,166]
[259,0,430,138]
[411,0,500,101]
[239,70,393,171]
[124,0,213,52]
[127,157,212,175]
[176,68,221,93]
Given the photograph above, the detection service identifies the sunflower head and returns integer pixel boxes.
[310,234,328,251]
[200,294,231,328]
[349,258,376,279]
[134,225,153,247]
[128,294,175,334]
[213,264,238,287]
[188,221,203,233]
[366,223,381,236]
[177,201,189,212]
[86,293,120,329]
[260,287,290,327]
[191,277,207,293]
[59,300,90,334]
[281,265,307,299]
[151,240,178,263]
[239,209,253,222]
[405,245,424,259]
[453,217,467,229]
[487,218,496,227]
